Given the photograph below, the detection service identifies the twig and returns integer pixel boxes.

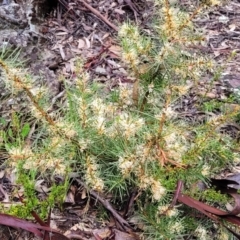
[75,179,132,231]
[124,188,138,217]
[78,0,118,31]
[124,0,139,22]
[84,45,111,69]
[0,9,27,27]
[25,121,37,147]
[0,184,9,202]
[47,90,66,113]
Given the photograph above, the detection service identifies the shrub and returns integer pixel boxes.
[0,0,238,238]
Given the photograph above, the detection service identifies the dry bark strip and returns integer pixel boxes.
[0,213,70,239]
[173,180,240,238]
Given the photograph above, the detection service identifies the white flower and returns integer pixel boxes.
[30,105,49,120]
[50,137,64,149]
[118,83,133,106]
[94,116,106,134]
[116,113,144,139]
[195,226,207,239]
[158,204,178,217]
[55,120,76,138]
[136,144,151,163]
[218,231,229,240]
[118,156,134,175]
[29,86,47,98]
[119,23,139,40]
[148,83,154,93]
[78,139,91,153]
[233,153,240,164]
[122,48,140,67]
[170,222,183,234]
[163,132,187,162]
[155,107,177,120]
[139,176,153,189]
[201,164,210,176]
[151,180,166,201]
[139,176,166,201]
[208,115,223,126]
[85,156,104,192]
[54,163,66,175]
[92,178,104,192]
[118,23,131,37]
[135,118,144,128]
[23,160,37,170]
[90,98,105,115]
[8,147,33,167]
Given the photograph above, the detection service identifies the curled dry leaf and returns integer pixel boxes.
[77,39,86,49]
[92,227,111,239]
[114,229,139,240]
[34,179,51,193]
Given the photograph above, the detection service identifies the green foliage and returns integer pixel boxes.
[202,189,229,205]
[6,164,68,219]
[202,100,223,112]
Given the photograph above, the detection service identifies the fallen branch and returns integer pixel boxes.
[0,9,27,27]
[124,0,139,22]
[78,0,118,31]
[75,179,132,231]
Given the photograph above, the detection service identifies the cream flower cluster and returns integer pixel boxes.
[118,144,152,177]
[118,151,165,201]
[115,113,144,139]
[158,204,178,217]
[163,132,187,163]
[7,146,66,175]
[195,226,207,239]
[8,146,33,167]
[118,83,133,107]
[105,112,144,139]
[76,96,89,123]
[90,98,117,134]
[85,156,104,192]
[55,120,76,138]
[119,23,151,70]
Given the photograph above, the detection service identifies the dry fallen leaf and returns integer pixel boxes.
[0,170,5,179]
[59,45,66,60]
[34,179,51,193]
[77,39,86,49]
[114,8,125,14]
[92,228,111,239]
[84,37,91,49]
[109,45,121,57]
[95,66,107,74]
[114,229,138,240]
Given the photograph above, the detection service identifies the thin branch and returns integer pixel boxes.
[79,0,118,31]
[75,179,132,231]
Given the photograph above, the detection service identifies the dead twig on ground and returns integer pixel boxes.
[84,45,111,69]
[75,179,132,232]
[124,0,139,22]
[78,0,119,31]
[0,9,27,27]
